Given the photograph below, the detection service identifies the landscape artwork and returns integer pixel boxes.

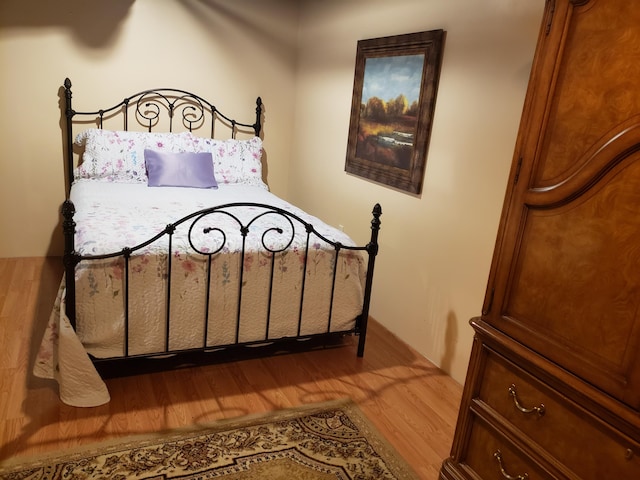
[345,30,444,194]
[356,54,424,171]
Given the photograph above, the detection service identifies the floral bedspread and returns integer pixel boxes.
[35,182,366,406]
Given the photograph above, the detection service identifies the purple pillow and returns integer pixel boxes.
[145,150,218,188]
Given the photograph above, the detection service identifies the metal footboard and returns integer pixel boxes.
[62,200,381,371]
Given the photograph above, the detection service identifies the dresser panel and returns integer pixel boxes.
[477,346,640,480]
[495,126,640,409]
[464,417,552,480]
[533,0,640,187]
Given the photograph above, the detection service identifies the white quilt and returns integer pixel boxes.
[35,181,366,407]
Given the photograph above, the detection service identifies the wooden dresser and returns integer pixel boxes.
[440,1,640,479]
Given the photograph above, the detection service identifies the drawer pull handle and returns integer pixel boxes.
[494,450,529,480]
[509,384,545,416]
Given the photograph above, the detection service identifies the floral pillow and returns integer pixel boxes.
[74,129,196,183]
[188,135,266,188]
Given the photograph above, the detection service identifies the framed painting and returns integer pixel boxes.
[345,30,445,194]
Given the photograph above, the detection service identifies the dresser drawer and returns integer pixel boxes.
[464,416,552,480]
[477,348,640,480]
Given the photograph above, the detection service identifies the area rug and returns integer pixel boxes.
[0,399,419,479]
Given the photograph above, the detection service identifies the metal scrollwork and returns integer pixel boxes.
[248,211,296,253]
[135,91,205,132]
[175,95,205,131]
[187,208,297,256]
[136,92,164,129]
[188,210,239,256]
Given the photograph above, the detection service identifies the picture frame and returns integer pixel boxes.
[345,30,445,194]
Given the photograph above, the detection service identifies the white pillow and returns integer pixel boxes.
[74,129,197,183]
[188,135,266,188]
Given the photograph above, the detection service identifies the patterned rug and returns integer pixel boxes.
[0,399,418,479]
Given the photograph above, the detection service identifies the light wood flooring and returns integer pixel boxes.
[0,256,462,479]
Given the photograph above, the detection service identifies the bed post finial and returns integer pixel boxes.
[371,203,382,230]
[254,97,263,137]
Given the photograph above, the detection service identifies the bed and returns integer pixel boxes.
[34,78,381,407]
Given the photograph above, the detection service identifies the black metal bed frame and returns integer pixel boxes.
[60,78,381,377]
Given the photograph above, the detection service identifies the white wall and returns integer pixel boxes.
[292,0,544,382]
[0,0,298,256]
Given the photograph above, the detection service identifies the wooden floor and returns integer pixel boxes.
[0,256,462,479]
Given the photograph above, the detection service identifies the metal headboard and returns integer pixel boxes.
[62,77,263,196]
